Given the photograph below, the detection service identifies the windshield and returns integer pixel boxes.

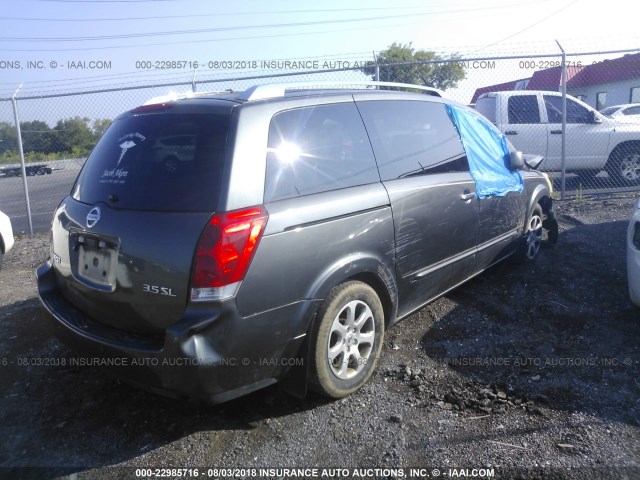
[599,106,619,116]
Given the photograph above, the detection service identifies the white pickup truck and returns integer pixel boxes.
[475,90,640,185]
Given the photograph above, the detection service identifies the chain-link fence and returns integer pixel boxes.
[1,48,639,233]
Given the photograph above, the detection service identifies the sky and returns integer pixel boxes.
[0,0,638,122]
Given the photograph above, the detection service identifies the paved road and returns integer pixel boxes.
[0,167,80,233]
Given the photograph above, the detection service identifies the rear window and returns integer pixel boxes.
[508,95,540,124]
[264,102,379,202]
[600,106,618,116]
[72,112,229,211]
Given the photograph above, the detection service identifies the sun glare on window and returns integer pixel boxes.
[273,142,302,164]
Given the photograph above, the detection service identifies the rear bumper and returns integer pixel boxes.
[37,261,318,403]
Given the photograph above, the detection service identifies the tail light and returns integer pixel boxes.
[190,206,268,302]
[633,221,640,250]
[132,102,174,112]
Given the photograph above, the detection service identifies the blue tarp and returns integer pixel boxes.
[446,104,523,199]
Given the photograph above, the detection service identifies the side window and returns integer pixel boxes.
[357,100,468,181]
[623,106,640,116]
[544,96,592,123]
[475,97,496,123]
[264,102,379,202]
[507,95,540,124]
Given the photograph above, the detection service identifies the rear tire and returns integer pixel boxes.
[309,281,385,398]
[606,146,640,185]
[514,204,543,262]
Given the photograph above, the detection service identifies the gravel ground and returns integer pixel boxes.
[0,193,639,480]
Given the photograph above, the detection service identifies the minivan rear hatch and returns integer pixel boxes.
[51,104,233,336]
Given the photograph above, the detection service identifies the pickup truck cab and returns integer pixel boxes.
[475,91,640,185]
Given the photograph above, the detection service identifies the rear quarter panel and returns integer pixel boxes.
[236,184,396,321]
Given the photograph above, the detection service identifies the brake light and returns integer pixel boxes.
[132,102,174,112]
[190,206,268,301]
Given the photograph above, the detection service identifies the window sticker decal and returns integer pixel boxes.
[117,132,146,166]
[100,132,146,185]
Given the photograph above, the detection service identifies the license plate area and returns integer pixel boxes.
[70,232,119,292]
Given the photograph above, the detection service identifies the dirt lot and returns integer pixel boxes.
[1,194,639,480]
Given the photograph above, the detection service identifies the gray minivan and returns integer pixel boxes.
[37,82,556,403]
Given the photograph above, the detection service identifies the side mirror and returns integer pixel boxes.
[590,110,603,124]
[509,151,525,170]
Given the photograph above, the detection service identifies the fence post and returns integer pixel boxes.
[11,84,34,236]
[372,50,380,82]
[556,40,567,201]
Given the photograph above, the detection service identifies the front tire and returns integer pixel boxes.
[515,204,543,262]
[309,281,385,398]
[606,146,640,185]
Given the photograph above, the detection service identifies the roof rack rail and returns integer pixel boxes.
[236,81,444,101]
[142,89,235,106]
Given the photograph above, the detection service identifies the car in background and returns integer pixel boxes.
[0,210,15,272]
[628,197,640,306]
[600,104,640,122]
[151,134,197,172]
[475,91,640,185]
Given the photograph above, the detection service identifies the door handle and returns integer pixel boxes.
[550,130,563,134]
[505,130,518,135]
[460,190,475,202]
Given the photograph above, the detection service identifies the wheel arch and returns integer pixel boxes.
[279,255,398,399]
[524,182,557,246]
[609,140,640,160]
[304,253,398,326]
[526,183,552,231]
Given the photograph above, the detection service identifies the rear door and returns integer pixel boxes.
[501,94,549,166]
[51,106,232,336]
[356,98,478,318]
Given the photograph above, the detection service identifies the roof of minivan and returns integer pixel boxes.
[125,85,477,124]
[138,82,445,109]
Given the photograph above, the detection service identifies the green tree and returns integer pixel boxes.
[0,122,17,154]
[20,120,54,154]
[362,42,466,91]
[53,117,95,154]
[92,118,112,141]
